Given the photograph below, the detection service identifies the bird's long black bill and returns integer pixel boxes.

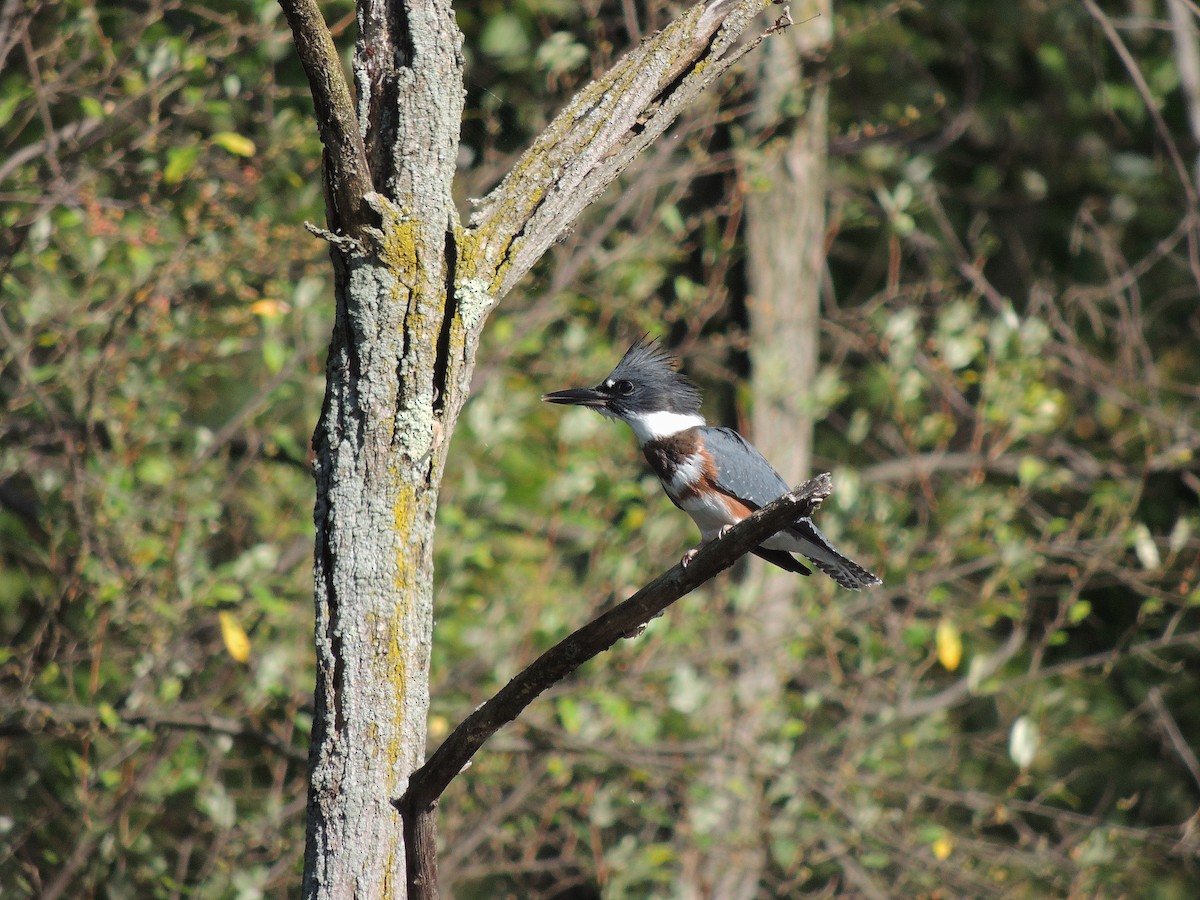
[542,387,609,408]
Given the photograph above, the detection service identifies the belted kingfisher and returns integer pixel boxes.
[544,338,881,590]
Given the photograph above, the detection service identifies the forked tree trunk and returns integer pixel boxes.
[301,2,465,893]
[279,1,783,896]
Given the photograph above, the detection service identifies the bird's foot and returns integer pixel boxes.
[682,531,731,567]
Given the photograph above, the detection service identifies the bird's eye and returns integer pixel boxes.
[614,380,635,396]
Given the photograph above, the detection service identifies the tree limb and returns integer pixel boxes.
[462,0,781,301]
[396,472,834,899]
[277,0,375,235]
[0,699,306,763]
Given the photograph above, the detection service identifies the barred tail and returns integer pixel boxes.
[787,518,882,591]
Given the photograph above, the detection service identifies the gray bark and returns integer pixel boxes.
[302,1,464,895]
[278,1,784,896]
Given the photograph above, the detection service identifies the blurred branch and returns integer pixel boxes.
[38,734,181,900]
[397,473,835,899]
[1147,686,1200,792]
[857,774,1193,857]
[858,444,1200,488]
[0,301,68,426]
[895,623,1027,720]
[990,629,1200,695]
[19,22,65,184]
[0,700,306,763]
[1084,0,1199,212]
[0,116,103,185]
[828,847,889,900]
[0,0,21,73]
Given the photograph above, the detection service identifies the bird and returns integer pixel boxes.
[543,337,881,590]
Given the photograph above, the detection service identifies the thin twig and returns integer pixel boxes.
[1147,687,1200,792]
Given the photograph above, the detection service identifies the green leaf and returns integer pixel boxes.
[208,582,245,604]
[535,32,587,76]
[557,696,582,735]
[163,144,200,184]
[660,204,685,236]
[135,455,174,486]
[0,92,23,129]
[80,96,106,120]
[262,338,286,374]
[1017,456,1046,487]
[97,702,120,730]
[1068,600,1091,624]
[480,13,530,59]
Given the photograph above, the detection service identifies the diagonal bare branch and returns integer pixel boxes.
[396,473,834,898]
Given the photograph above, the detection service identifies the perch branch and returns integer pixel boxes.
[397,473,834,899]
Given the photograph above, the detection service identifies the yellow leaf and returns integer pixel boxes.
[211,131,256,157]
[936,618,962,672]
[219,611,251,663]
[932,836,953,860]
[250,298,290,318]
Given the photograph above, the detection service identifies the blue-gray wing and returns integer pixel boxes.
[699,426,790,509]
[701,427,881,590]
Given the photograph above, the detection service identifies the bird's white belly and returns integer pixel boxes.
[679,491,742,542]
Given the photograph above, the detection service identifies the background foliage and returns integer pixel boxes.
[2,0,1198,896]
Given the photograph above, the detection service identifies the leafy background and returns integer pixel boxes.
[2,0,1198,896]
